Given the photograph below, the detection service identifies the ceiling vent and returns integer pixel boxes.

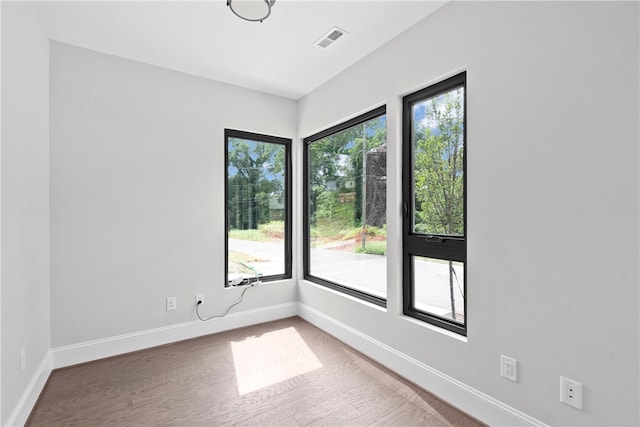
[314,26,347,49]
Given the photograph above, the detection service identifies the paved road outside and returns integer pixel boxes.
[229,238,286,277]
[309,247,387,298]
[229,238,464,319]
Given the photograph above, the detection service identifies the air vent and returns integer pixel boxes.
[313,26,348,49]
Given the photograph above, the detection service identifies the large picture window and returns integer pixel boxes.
[225,129,292,286]
[304,107,387,306]
[402,72,466,335]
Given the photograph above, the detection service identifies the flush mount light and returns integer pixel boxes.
[227,0,276,22]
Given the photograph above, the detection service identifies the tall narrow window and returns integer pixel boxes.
[402,72,466,335]
[304,106,387,306]
[225,129,291,286]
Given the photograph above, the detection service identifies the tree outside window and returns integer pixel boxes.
[403,72,467,335]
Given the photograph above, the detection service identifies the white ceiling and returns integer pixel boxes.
[37,1,446,100]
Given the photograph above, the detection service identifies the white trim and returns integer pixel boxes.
[13,302,544,427]
[52,302,297,369]
[5,350,52,427]
[297,303,547,427]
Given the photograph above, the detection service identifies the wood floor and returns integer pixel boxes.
[28,317,484,427]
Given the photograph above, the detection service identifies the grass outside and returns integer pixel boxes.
[229,221,285,242]
[230,220,387,256]
[229,229,269,241]
[354,241,386,255]
[312,219,385,243]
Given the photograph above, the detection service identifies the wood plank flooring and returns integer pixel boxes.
[27,317,484,427]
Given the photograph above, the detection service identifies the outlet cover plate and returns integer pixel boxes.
[195,293,204,304]
[500,355,517,382]
[560,376,583,410]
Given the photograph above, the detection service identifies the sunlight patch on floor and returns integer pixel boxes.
[231,326,323,395]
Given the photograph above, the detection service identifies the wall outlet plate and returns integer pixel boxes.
[166,297,177,311]
[500,355,517,382]
[195,293,204,304]
[560,376,583,410]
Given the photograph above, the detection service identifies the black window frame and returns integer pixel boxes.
[402,72,467,335]
[224,128,292,287]
[303,106,387,307]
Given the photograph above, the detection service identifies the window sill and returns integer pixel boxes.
[300,279,388,313]
[400,314,468,343]
[225,277,294,289]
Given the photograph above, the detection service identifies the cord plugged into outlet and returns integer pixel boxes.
[195,283,253,321]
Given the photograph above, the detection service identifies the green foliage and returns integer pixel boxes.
[311,190,356,240]
[229,221,284,241]
[354,241,386,255]
[339,226,386,240]
[258,221,285,239]
[308,114,387,237]
[228,138,285,231]
[414,89,464,235]
[315,191,339,220]
[228,228,268,241]
[309,228,321,239]
[315,191,354,223]
[314,214,353,239]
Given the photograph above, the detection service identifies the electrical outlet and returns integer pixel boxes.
[500,355,517,381]
[195,293,204,304]
[20,348,26,371]
[166,297,177,311]
[560,376,583,410]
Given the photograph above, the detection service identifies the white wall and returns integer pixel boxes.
[4,1,638,425]
[1,2,51,424]
[297,2,639,426]
[50,42,298,347]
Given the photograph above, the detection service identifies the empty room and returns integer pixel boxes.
[2,1,639,426]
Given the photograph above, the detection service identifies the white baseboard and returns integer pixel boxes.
[6,302,295,426]
[11,301,542,427]
[5,350,52,427]
[52,302,297,369]
[297,303,546,427]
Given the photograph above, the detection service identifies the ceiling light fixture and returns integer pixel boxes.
[227,0,276,23]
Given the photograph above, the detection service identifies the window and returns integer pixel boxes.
[304,107,387,306]
[402,72,466,335]
[225,129,291,286]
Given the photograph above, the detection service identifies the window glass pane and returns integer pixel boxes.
[227,137,286,282]
[412,87,464,236]
[308,115,387,299]
[403,72,466,334]
[412,256,465,324]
